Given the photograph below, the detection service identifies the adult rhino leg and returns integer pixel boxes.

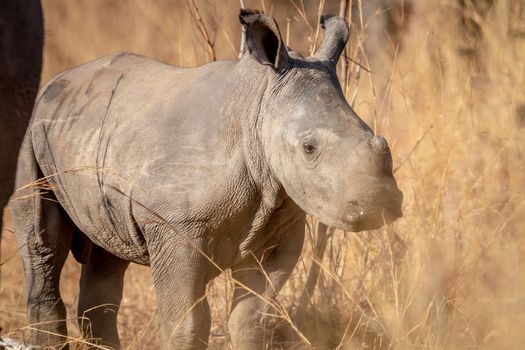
[77,243,129,349]
[0,0,44,234]
[12,136,72,347]
[228,224,305,350]
[146,225,213,350]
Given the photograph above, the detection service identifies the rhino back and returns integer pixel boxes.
[29,52,256,263]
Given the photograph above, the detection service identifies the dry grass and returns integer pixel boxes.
[1,0,525,349]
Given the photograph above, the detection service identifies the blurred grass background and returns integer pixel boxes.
[1,0,525,348]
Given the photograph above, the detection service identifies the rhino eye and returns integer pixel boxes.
[303,142,316,154]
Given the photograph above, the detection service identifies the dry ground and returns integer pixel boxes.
[1,0,525,349]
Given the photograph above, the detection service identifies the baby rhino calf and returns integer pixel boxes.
[12,10,402,350]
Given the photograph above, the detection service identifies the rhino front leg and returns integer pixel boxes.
[147,229,213,350]
[77,243,129,349]
[228,224,305,350]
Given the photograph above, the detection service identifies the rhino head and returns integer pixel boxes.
[240,10,403,231]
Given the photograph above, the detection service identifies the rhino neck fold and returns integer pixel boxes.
[239,57,286,208]
[234,58,289,256]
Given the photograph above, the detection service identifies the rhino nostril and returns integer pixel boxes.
[345,211,361,222]
[369,135,389,155]
[342,201,364,224]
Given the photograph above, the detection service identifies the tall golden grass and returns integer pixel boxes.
[1,0,525,349]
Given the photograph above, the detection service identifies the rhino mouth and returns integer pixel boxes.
[343,204,402,232]
[339,187,403,232]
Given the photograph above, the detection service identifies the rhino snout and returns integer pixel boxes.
[341,185,403,231]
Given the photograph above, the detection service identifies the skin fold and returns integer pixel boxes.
[11,10,402,350]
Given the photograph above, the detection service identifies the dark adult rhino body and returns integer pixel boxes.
[12,11,402,349]
[0,0,43,232]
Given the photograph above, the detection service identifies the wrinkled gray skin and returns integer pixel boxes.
[0,0,43,233]
[12,11,402,350]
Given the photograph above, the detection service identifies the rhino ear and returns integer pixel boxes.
[239,9,289,71]
[313,14,349,65]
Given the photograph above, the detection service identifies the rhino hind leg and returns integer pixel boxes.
[77,244,129,349]
[12,137,73,348]
[71,228,93,264]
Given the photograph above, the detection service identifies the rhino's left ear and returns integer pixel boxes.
[313,14,349,66]
[239,9,289,71]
